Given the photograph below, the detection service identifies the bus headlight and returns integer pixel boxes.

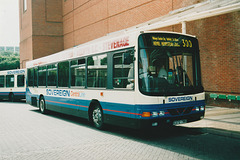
[159,111,165,116]
[195,107,200,111]
[200,106,205,111]
[152,112,158,117]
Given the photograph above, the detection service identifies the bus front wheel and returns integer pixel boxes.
[91,105,104,129]
[39,97,47,114]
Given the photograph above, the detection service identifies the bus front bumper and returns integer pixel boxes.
[136,112,205,129]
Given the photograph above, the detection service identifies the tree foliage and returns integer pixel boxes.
[0,51,20,71]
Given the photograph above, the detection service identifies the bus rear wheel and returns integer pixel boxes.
[39,97,47,114]
[91,105,104,129]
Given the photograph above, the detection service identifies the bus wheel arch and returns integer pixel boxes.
[88,100,104,129]
[39,95,47,114]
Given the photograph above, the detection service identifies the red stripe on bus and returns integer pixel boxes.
[45,100,88,108]
[45,100,158,116]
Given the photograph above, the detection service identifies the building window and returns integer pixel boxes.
[23,0,27,12]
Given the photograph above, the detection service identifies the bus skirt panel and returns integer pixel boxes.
[0,92,25,100]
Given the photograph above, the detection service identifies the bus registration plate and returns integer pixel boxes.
[173,119,187,125]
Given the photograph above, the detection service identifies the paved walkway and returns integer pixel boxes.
[180,106,240,139]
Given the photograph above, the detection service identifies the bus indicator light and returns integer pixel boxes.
[142,112,151,117]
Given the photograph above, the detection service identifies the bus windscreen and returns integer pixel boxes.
[138,33,203,96]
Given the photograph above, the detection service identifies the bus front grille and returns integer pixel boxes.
[167,107,194,116]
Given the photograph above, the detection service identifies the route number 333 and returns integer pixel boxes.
[182,39,192,48]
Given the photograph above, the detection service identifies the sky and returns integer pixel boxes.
[0,0,19,46]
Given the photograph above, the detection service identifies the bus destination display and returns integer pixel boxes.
[151,36,193,48]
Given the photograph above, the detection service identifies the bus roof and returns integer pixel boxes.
[26,31,196,68]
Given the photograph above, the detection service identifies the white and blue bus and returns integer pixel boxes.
[0,69,26,101]
[26,31,205,129]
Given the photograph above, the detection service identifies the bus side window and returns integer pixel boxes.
[6,75,14,88]
[87,54,107,88]
[71,59,85,87]
[17,75,25,87]
[47,64,57,87]
[34,68,38,87]
[58,61,69,87]
[27,68,34,87]
[0,75,4,88]
[38,66,47,87]
[113,50,134,89]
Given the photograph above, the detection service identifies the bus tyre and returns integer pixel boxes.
[91,105,104,129]
[9,93,14,102]
[39,97,47,114]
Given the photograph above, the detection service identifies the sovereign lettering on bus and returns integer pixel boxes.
[46,89,70,97]
[168,96,193,102]
[7,70,25,75]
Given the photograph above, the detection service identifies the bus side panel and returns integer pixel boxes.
[13,92,26,100]
[45,96,62,113]
[44,96,89,119]
[26,87,89,118]
[0,92,9,100]
[0,91,25,100]
[26,88,37,106]
[99,101,139,128]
